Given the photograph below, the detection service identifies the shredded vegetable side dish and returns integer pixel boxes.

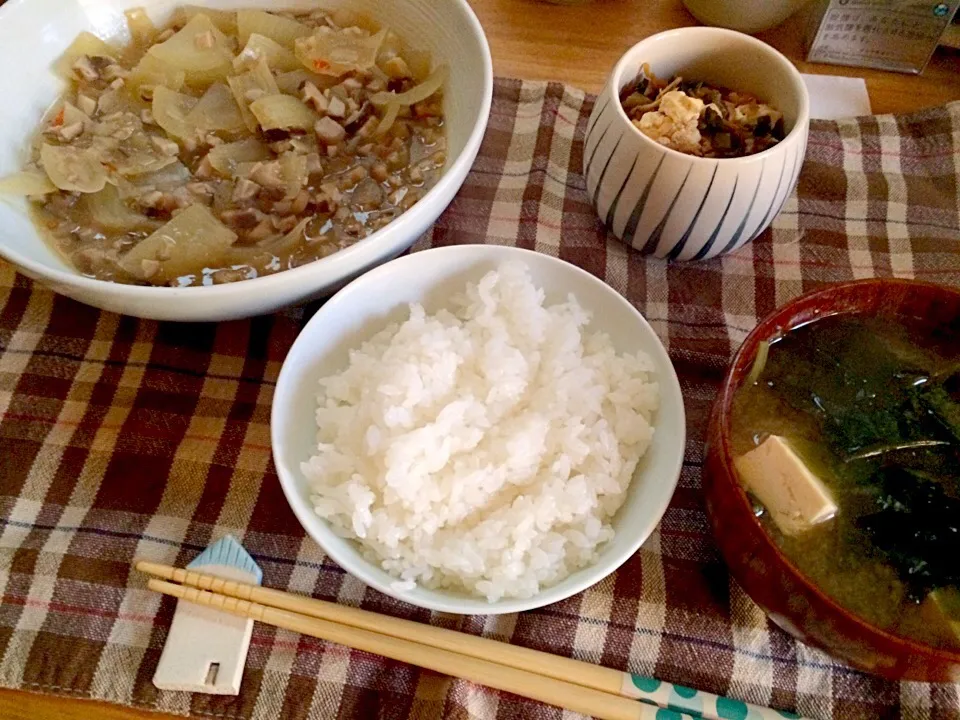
[0,6,447,286]
[620,63,784,158]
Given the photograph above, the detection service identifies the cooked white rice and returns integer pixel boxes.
[302,262,659,601]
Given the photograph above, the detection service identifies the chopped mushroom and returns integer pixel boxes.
[194,156,215,179]
[304,152,322,174]
[315,116,345,145]
[150,136,180,156]
[221,207,263,229]
[247,217,274,241]
[249,161,285,189]
[326,95,347,118]
[103,64,129,81]
[302,82,329,113]
[59,122,85,142]
[232,178,261,202]
[139,190,181,216]
[187,182,214,197]
[370,162,388,182]
[72,56,99,82]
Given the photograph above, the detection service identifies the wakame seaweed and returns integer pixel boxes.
[920,381,960,444]
[756,316,960,598]
[857,467,960,600]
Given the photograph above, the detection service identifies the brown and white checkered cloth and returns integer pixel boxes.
[1,79,959,720]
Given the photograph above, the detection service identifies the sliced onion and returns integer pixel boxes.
[128,54,186,96]
[228,58,280,132]
[125,7,157,46]
[275,69,337,95]
[61,101,90,127]
[249,94,318,131]
[0,171,56,196]
[237,9,311,48]
[403,49,432,82]
[40,143,106,193]
[295,28,386,77]
[94,135,179,177]
[114,162,191,199]
[375,102,400,136]
[279,151,308,198]
[234,33,302,73]
[119,204,237,283]
[152,86,199,140]
[148,14,233,87]
[256,216,310,254]
[173,6,237,35]
[52,32,118,79]
[207,138,272,177]
[187,83,245,133]
[370,64,447,107]
[83,184,152,231]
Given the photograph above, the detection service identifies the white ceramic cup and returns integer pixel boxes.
[584,27,810,261]
[682,0,812,34]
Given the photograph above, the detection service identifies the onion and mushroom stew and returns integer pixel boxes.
[0,6,447,286]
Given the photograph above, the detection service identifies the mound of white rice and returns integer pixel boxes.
[302,262,659,601]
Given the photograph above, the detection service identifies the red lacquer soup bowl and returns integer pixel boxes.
[703,278,960,682]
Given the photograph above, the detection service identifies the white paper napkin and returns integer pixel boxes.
[801,74,872,120]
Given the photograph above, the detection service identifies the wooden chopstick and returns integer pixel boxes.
[137,560,617,693]
[146,577,676,720]
[138,561,805,720]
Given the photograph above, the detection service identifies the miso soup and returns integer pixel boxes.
[731,313,960,650]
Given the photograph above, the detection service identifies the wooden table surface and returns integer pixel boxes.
[4,1,960,719]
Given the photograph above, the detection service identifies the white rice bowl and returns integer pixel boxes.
[301,262,659,602]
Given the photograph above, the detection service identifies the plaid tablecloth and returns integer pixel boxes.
[1,79,959,720]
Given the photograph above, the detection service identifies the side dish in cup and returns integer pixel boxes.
[584,27,809,261]
[0,6,446,287]
[705,280,960,681]
[620,64,784,158]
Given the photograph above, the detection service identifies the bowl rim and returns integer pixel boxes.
[0,0,493,299]
[271,243,687,614]
[608,26,810,165]
[713,277,960,663]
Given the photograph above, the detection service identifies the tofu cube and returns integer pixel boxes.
[734,435,838,536]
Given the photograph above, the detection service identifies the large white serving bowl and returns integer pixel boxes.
[584,27,809,261]
[272,244,686,614]
[0,0,492,321]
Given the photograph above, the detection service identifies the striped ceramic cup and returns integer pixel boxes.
[584,27,810,261]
